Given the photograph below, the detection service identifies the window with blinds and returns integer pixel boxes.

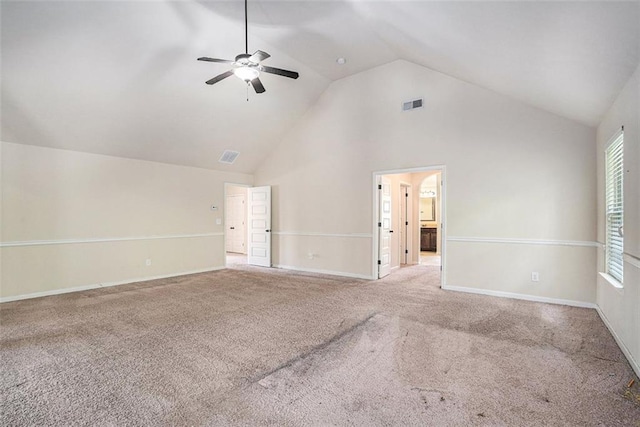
[605,131,624,283]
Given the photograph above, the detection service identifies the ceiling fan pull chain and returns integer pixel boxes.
[247,82,249,102]
[245,0,248,54]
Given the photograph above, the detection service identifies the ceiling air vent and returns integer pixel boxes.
[402,98,423,112]
[219,150,240,164]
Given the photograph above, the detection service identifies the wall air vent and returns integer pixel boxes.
[402,98,423,112]
[219,150,240,164]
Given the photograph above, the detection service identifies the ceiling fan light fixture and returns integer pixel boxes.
[233,66,260,81]
[197,0,299,93]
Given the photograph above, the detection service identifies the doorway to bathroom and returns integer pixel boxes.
[373,166,445,284]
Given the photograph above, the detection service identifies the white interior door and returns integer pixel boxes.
[248,186,271,267]
[378,177,392,278]
[225,194,246,253]
[400,184,409,265]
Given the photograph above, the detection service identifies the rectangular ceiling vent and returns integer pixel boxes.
[219,150,240,164]
[402,98,423,112]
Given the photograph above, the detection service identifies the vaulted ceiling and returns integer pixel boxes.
[2,1,638,174]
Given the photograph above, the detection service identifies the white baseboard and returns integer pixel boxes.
[442,284,597,309]
[273,264,373,280]
[595,306,640,378]
[0,267,226,303]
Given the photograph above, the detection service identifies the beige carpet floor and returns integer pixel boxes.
[226,252,248,267]
[1,264,639,426]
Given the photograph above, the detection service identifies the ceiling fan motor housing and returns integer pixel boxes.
[235,53,252,64]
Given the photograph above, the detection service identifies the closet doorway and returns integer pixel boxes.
[225,183,249,267]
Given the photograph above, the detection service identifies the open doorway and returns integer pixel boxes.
[419,173,442,268]
[373,166,445,285]
[224,183,249,267]
[224,183,273,269]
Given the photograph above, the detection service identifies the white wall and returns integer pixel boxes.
[0,142,252,300]
[595,64,640,376]
[255,60,597,304]
[226,185,249,196]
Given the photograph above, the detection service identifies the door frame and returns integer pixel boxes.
[224,182,251,267]
[399,182,412,265]
[372,165,446,286]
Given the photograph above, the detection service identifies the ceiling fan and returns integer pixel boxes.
[197,0,299,94]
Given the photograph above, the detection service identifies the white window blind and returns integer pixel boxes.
[605,131,624,283]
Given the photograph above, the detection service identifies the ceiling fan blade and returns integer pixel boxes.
[198,57,235,64]
[248,50,270,63]
[261,66,299,79]
[205,70,234,85]
[251,77,266,94]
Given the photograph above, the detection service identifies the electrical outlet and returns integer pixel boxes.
[146,259,152,266]
[531,272,539,282]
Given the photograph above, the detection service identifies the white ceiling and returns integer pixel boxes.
[2,1,638,173]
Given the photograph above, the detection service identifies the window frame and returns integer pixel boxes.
[603,129,624,286]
